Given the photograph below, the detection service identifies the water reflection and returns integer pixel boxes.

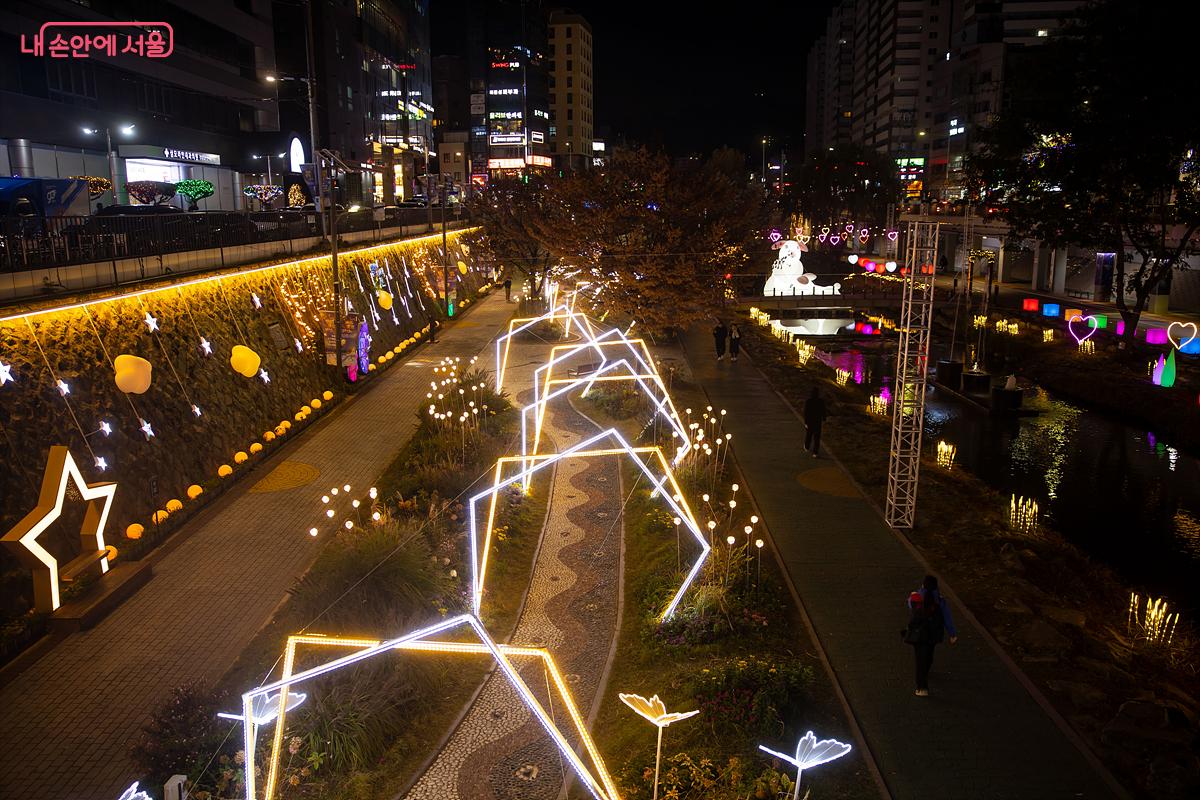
[924,384,1200,610]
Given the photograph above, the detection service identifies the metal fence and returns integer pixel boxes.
[0,205,465,273]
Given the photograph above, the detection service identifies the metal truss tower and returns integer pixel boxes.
[885,221,941,529]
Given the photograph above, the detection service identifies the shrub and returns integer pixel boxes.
[689,656,814,740]
[129,683,232,785]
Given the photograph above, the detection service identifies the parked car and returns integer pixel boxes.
[373,205,402,223]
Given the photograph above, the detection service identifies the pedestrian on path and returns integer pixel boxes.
[902,575,958,696]
[729,323,742,362]
[713,321,729,360]
[803,387,827,457]
[504,276,512,301]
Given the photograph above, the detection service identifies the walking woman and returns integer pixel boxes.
[713,320,729,361]
[903,575,958,696]
[729,323,742,362]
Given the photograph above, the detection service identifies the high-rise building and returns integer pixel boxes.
[547,9,594,172]
[464,0,552,184]
[0,0,280,210]
[273,0,433,206]
[804,0,1081,200]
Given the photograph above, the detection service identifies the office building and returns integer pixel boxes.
[273,0,433,206]
[547,9,594,172]
[464,0,552,184]
[0,0,280,210]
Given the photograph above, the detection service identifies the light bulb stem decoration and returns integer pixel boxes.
[759,731,852,800]
[653,725,664,800]
[619,692,699,800]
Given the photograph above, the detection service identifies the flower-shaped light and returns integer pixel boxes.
[620,693,699,800]
[759,730,852,799]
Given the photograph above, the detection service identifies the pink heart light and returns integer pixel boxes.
[1067,314,1098,345]
[829,234,841,245]
[845,223,854,232]
[1167,321,1198,351]
[858,229,870,243]
[887,231,899,241]
[818,232,828,243]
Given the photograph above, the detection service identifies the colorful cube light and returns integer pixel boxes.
[1064,308,1084,322]
[1146,328,1169,345]
[1088,315,1108,329]
[1023,298,1040,311]
[1042,303,1061,317]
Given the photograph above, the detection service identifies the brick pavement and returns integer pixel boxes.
[0,293,515,800]
[678,325,1124,800]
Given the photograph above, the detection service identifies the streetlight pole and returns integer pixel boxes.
[83,124,134,204]
[441,172,451,316]
[761,137,767,185]
[319,149,351,377]
[305,0,325,238]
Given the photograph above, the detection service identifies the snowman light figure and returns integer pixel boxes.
[763,239,841,297]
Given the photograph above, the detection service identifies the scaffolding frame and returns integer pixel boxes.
[885,221,940,529]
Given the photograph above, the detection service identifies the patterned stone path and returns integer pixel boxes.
[0,294,516,800]
[405,360,623,799]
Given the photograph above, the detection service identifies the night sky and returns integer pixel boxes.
[432,1,834,161]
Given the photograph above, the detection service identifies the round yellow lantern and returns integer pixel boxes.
[125,523,144,540]
[377,290,393,310]
[152,509,170,524]
[218,464,233,477]
[187,484,204,500]
[368,363,377,372]
[165,498,184,513]
[311,398,322,409]
[322,390,333,401]
[113,354,153,394]
[301,405,311,415]
[249,442,263,454]
[230,345,261,378]
[281,420,292,429]
[264,431,276,442]
[457,260,468,275]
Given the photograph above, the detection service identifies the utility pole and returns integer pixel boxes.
[305,0,325,238]
[761,137,767,185]
[320,149,353,377]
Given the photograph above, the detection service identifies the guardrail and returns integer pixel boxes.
[0,206,465,273]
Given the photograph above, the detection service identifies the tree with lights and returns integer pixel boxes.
[525,147,764,331]
[791,144,900,229]
[968,0,1199,339]
[126,181,177,206]
[465,176,557,296]
[175,179,214,211]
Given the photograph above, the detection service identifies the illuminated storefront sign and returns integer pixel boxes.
[527,155,552,167]
[530,131,545,144]
[488,88,519,95]
[896,157,925,199]
[489,133,526,145]
[488,111,523,120]
[487,158,526,169]
[491,61,520,68]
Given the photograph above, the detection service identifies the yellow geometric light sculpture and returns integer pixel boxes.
[0,446,116,612]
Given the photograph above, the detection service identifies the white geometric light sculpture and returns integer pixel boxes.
[242,615,619,800]
[619,693,699,800]
[759,731,853,800]
[493,299,597,391]
[469,427,709,621]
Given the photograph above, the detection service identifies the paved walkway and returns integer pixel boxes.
[0,293,516,800]
[679,326,1122,800]
[405,340,623,799]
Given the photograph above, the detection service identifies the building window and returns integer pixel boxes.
[566,43,573,55]
[47,61,97,99]
[567,76,573,87]
[567,60,573,71]
[567,93,573,105]
[566,27,572,38]
[567,109,573,120]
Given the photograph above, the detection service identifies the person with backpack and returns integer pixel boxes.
[902,574,958,696]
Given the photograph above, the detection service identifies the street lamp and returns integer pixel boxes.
[761,137,768,185]
[251,153,287,186]
[82,124,135,204]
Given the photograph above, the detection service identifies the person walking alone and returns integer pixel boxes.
[729,323,742,362]
[902,575,958,696]
[713,321,729,361]
[503,276,512,302]
[803,387,827,457]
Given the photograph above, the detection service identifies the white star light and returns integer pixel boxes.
[99,421,112,435]
[0,360,13,385]
[56,379,70,395]
[252,293,262,309]
[199,337,212,355]
[259,368,270,384]
[139,418,154,439]
[94,456,107,471]
[294,338,303,352]
[144,312,158,332]
[192,404,202,417]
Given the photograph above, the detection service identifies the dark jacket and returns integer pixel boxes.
[803,396,827,426]
[906,588,958,640]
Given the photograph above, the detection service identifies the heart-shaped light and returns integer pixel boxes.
[1067,313,1098,345]
[818,232,828,243]
[845,223,854,233]
[799,234,811,244]
[1167,321,1198,351]
[829,234,841,245]
[887,231,899,241]
[858,229,870,242]
[820,226,830,236]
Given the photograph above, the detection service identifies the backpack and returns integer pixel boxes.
[902,596,945,645]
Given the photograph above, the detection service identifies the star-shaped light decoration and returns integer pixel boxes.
[56,379,70,395]
[294,338,303,353]
[139,418,155,439]
[252,292,262,309]
[192,404,202,417]
[619,693,699,800]
[259,368,270,384]
[144,312,158,332]
[199,336,213,355]
[0,446,116,612]
[0,359,13,385]
[94,456,107,471]
[99,420,112,436]
[759,731,853,800]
